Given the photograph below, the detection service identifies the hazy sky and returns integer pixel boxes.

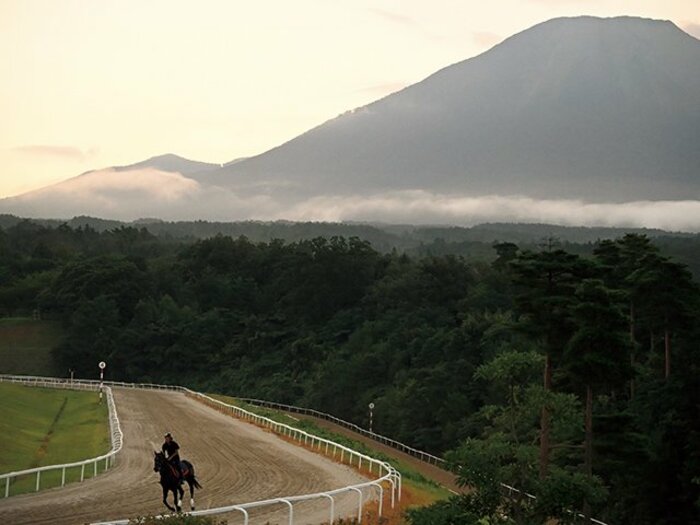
[1,0,698,198]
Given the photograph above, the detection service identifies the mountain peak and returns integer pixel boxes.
[199,15,700,203]
[2,15,700,228]
[112,154,219,176]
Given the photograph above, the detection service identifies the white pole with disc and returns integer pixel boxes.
[98,361,106,402]
[369,402,375,433]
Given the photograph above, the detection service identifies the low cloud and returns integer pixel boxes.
[280,191,700,232]
[3,181,700,231]
[44,168,200,202]
[2,168,277,221]
[11,145,98,161]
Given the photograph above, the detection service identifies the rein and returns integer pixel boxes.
[156,454,180,481]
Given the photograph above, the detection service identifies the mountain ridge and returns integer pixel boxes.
[78,153,220,180]
[198,15,700,201]
[2,16,700,228]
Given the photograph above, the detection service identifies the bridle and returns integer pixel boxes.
[154,452,178,477]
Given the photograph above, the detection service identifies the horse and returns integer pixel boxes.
[153,451,203,512]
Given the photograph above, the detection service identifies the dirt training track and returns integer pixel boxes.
[0,389,370,524]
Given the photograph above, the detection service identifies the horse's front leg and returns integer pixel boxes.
[162,485,175,512]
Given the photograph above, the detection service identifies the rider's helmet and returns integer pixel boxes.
[164,432,173,439]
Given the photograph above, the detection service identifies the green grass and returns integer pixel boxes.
[209,394,452,502]
[0,382,110,496]
[0,317,63,376]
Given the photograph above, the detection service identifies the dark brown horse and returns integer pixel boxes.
[153,451,202,511]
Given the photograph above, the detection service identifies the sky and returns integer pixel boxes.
[1,0,699,198]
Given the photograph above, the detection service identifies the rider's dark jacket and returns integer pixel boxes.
[162,440,180,462]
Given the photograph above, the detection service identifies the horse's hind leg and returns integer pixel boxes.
[188,480,195,510]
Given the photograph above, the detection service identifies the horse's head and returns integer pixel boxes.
[153,451,166,473]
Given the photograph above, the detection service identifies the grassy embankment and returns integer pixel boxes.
[0,317,63,377]
[209,394,451,524]
[0,382,110,496]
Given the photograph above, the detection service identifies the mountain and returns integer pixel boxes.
[79,153,220,179]
[0,154,227,221]
[201,16,700,202]
[110,153,219,177]
[2,16,700,228]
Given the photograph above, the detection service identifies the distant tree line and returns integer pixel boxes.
[3,213,700,275]
[0,221,698,524]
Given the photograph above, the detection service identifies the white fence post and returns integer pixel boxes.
[281,499,294,525]
[350,487,363,524]
[233,506,249,525]
[371,482,384,516]
[321,493,335,524]
[387,477,396,509]
[397,471,402,501]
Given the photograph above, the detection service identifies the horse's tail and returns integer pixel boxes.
[183,460,203,490]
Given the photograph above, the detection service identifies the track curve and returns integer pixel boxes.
[0,388,369,524]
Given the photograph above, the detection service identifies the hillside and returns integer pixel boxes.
[204,16,700,202]
[1,222,698,523]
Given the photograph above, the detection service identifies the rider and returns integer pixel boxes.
[162,432,184,482]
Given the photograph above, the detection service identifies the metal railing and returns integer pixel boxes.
[1,375,607,524]
[0,375,400,525]
[0,375,123,498]
[93,390,401,525]
[234,397,611,525]
[235,397,445,465]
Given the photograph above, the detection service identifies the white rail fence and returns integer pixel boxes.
[233,397,611,525]
[0,375,123,498]
[0,375,400,525]
[235,397,444,465]
[1,375,608,524]
[138,391,401,525]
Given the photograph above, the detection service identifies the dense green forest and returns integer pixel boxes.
[0,219,698,524]
[3,213,700,275]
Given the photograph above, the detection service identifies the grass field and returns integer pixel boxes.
[0,382,110,496]
[0,317,63,376]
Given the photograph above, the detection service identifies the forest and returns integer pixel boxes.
[0,219,698,524]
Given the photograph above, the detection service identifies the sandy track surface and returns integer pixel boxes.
[0,389,370,525]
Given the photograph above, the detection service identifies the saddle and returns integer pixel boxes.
[167,458,189,480]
